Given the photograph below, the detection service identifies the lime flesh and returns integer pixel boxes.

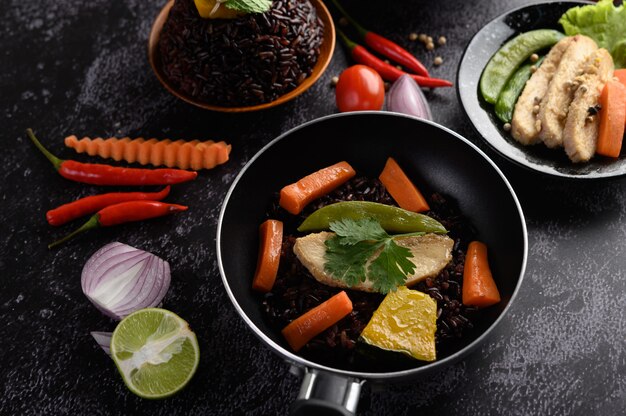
[111,308,199,399]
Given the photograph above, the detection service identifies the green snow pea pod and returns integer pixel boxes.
[297,201,447,234]
[495,56,545,123]
[480,29,564,104]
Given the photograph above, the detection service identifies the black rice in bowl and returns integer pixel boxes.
[263,175,482,372]
[158,0,324,107]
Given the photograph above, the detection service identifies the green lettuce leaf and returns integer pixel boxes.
[559,0,626,69]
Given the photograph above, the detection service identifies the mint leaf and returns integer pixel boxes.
[559,0,626,69]
[368,240,416,293]
[225,0,272,14]
[323,218,419,293]
[330,218,388,245]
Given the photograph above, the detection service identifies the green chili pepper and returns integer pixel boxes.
[297,201,447,234]
[495,56,545,123]
[480,29,564,104]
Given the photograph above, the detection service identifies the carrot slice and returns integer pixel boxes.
[613,69,626,127]
[615,69,626,88]
[252,219,283,293]
[596,80,626,158]
[281,291,353,352]
[279,161,356,215]
[378,157,429,212]
[462,241,501,308]
[65,135,231,170]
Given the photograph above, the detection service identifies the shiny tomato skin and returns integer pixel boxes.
[335,65,385,112]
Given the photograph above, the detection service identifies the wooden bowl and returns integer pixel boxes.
[148,0,336,113]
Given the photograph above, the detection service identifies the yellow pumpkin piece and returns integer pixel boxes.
[360,286,437,362]
[194,0,243,19]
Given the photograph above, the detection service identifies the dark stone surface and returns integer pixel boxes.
[1,0,625,415]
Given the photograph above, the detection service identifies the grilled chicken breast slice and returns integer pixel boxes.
[538,35,598,148]
[293,231,453,293]
[563,48,615,163]
[511,36,574,145]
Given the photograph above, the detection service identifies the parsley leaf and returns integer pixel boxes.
[368,239,416,293]
[225,0,273,14]
[323,218,419,294]
[330,218,388,245]
[325,238,379,287]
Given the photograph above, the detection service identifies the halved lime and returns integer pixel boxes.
[110,308,200,399]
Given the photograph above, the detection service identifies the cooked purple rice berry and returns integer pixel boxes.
[262,175,481,368]
[158,0,324,107]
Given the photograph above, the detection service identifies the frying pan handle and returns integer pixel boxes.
[290,368,364,416]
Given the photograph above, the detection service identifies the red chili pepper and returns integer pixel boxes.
[47,200,188,249]
[46,186,171,226]
[26,129,197,186]
[337,30,452,88]
[330,0,430,77]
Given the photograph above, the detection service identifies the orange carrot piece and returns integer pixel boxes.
[615,69,626,88]
[378,157,429,213]
[64,135,231,170]
[281,291,353,352]
[596,80,626,158]
[279,161,356,215]
[252,219,283,293]
[613,69,626,127]
[462,241,501,309]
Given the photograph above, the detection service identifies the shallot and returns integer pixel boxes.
[386,74,433,120]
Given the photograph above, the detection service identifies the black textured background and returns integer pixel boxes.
[1,0,625,415]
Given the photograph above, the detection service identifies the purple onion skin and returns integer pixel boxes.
[91,331,112,356]
[81,242,171,321]
[386,74,433,121]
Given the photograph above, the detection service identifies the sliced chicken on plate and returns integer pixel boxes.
[538,34,598,148]
[511,36,574,145]
[563,48,615,163]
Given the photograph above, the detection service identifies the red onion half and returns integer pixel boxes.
[387,74,433,121]
[81,242,171,320]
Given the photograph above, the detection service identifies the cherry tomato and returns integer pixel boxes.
[335,65,385,112]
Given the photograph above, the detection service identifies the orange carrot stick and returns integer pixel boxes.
[596,80,626,158]
[65,135,231,171]
[281,291,353,352]
[378,157,429,213]
[252,219,283,293]
[279,161,356,215]
[613,69,626,127]
[615,69,626,87]
[462,241,501,309]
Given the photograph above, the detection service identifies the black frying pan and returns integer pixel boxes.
[216,112,527,415]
